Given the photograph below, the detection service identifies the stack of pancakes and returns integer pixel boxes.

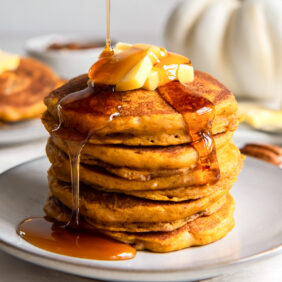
[0,57,61,122]
[42,70,243,252]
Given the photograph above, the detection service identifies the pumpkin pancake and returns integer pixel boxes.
[50,130,233,173]
[48,175,229,225]
[103,194,235,252]
[46,139,242,191]
[0,57,61,122]
[44,193,227,232]
[122,173,240,202]
[42,71,239,146]
[44,192,235,252]
[49,132,239,182]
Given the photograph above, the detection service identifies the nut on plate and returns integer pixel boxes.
[240,143,282,168]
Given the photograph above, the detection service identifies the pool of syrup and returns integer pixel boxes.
[18,217,136,260]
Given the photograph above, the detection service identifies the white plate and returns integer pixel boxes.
[0,119,48,145]
[0,157,281,281]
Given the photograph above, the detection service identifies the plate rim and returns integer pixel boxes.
[0,157,281,281]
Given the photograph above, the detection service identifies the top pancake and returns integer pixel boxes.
[0,57,61,122]
[43,71,239,146]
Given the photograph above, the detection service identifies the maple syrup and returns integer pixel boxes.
[89,46,148,85]
[158,82,220,184]
[18,217,136,260]
[153,52,191,87]
[99,0,113,57]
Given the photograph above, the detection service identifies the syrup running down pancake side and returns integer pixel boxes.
[158,82,220,184]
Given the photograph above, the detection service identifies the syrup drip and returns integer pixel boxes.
[100,0,113,58]
[157,82,220,184]
[89,46,148,85]
[66,140,86,229]
[17,0,136,261]
[18,218,136,260]
[153,52,192,87]
[55,84,121,137]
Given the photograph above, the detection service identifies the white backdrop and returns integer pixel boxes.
[0,0,181,50]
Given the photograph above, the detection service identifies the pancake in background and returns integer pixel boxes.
[0,57,62,122]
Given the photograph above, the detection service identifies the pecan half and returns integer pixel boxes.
[240,143,282,167]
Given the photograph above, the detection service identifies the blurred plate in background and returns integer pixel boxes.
[26,34,104,79]
[0,119,48,145]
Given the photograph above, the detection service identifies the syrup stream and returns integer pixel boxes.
[106,0,111,50]
[66,140,87,229]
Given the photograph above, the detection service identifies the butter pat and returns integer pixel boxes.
[239,103,282,131]
[116,55,153,91]
[177,64,194,84]
[143,64,194,91]
[92,42,194,91]
[143,69,159,90]
[114,42,132,54]
[0,50,20,75]
[114,43,167,61]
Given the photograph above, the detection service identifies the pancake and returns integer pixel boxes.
[104,194,235,252]
[123,173,240,201]
[44,192,235,252]
[50,130,234,172]
[42,71,239,146]
[49,131,235,182]
[44,193,227,232]
[40,48,242,253]
[0,57,61,122]
[47,139,242,191]
[48,175,230,225]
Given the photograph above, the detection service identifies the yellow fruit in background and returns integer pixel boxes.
[0,50,20,75]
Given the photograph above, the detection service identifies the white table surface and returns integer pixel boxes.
[0,126,281,282]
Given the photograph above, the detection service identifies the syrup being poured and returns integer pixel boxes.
[100,0,113,57]
[17,0,136,261]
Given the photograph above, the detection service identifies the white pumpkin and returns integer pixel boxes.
[165,0,282,108]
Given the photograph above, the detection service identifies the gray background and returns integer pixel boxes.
[0,0,181,52]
